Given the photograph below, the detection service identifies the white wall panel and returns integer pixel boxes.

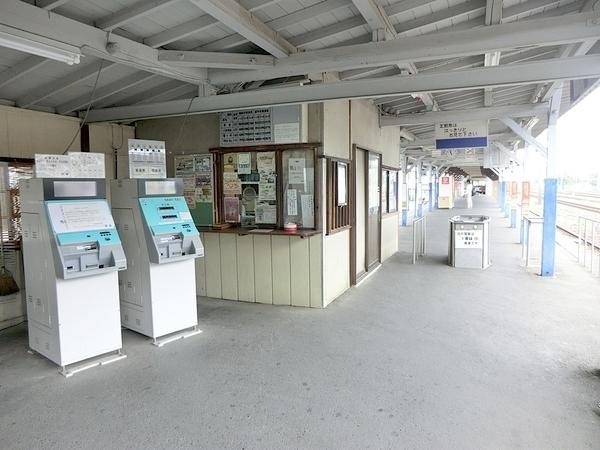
[271,235,291,305]
[236,234,255,302]
[381,213,399,262]
[290,237,310,307]
[220,233,238,300]
[253,235,273,304]
[204,232,222,298]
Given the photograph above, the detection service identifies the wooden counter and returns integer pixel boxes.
[195,229,323,308]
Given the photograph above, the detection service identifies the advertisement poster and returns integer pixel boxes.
[224,197,240,222]
[195,186,212,203]
[194,154,212,172]
[237,153,252,174]
[223,172,242,195]
[257,152,275,174]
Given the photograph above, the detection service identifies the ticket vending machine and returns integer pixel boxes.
[20,179,127,376]
[110,179,204,346]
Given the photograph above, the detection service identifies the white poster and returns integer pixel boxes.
[237,153,251,174]
[301,194,314,228]
[128,139,166,179]
[274,122,300,143]
[68,152,105,178]
[288,158,305,185]
[35,154,71,178]
[255,203,277,224]
[287,189,298,216]
[257,152,275,174]
[223,172,242,195]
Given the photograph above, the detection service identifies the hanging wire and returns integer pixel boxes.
[62,60,105,154]
[172,96,196,152]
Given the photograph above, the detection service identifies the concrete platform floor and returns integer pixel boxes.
[1,195,600,449]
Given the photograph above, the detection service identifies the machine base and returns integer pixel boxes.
[58,350,127,378]
[151,326,202,348]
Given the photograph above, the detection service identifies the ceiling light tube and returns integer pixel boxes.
[0,25,81,65]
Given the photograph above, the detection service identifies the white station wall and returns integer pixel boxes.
[0,105,132,328]
[350,100,400,266]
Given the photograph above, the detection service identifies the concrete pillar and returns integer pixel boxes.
[541,84,562,277]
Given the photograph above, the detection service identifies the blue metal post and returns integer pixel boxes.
[428,182,433,212]
[519,218,525,244]
[402,209,408,226]
[540,83,562,277]
[510,207,517,228]
[499,181,506,209]
[435,174,439,209]
[541,179,557,276]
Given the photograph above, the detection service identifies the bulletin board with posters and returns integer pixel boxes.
[174,154,214,226]
[210,143,320,230]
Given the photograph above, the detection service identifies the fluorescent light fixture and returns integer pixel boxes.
[0,25,81,65]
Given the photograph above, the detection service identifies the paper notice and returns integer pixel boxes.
[195,186,212,203]
[35,154,71,178]
[194,154,212,172]
[128,139,166,179]
[258,176,276,201]
[274,122,299,143]
[287,189,298,216]
[237,153,252,174]
[68,152,105,178]
[288,158,305,185]
[223,172,242,195]
[301,194,314,228]
[257,151,275,174]
[47,201,114,234]
[183,176,195,191]
[255,203,277,224]
[174,155,194,175]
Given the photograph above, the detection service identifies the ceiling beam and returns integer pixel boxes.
[350,0,439,110]
[95,0,180,31]
[104,80,185,107]
[499,117,546,153]
[143,0,277,49]
[35,0,71,10]
[1,1,208,84]
[0,56,48,89]
[383,104,548,127]
[84,55,600,123]
[395,0,486,35]
[57,72,157,115]
[187,0,295,57]
[483,0,503,106]
[158,50,274,69]
[208,11,600,85]
[16,60,116,108]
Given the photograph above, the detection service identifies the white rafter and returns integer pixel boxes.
[499,117,547,153]
[35,0,71,10]
[95,0,180,31]
[483,0,503,106]
[16,61,116,108]
[57,72,157,114]
[0,56,48,89]
[383,104,549,127]
[208,11,600,85]
[84,55,600,123]
[187,0,296,58]
[158,50,274,69]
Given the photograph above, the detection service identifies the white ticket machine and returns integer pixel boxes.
[110,179,204,346]
[20,179,127,376]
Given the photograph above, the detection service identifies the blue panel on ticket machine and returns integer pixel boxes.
[110,178,204,346]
